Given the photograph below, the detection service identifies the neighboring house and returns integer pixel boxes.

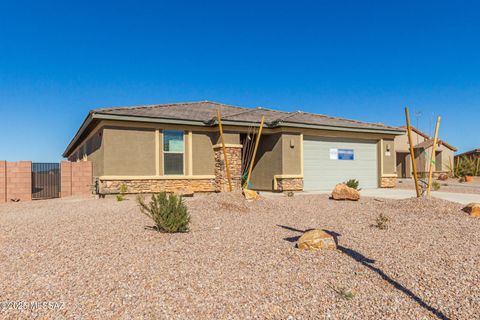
[455,149,480,161]
[63,101,404,194]
[394,126,457,178]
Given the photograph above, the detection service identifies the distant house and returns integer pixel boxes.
[63,101,404,194]
[394,126,457,178]
[455,149,480,161]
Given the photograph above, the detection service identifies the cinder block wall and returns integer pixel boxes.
[0,161,32,202]
[60,161,93,197]
[0,161,6,202]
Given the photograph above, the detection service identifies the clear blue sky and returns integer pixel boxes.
[1,1,479,161]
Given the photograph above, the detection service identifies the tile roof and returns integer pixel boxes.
[93,100,402,131]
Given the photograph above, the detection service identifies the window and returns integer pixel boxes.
[163,130,184,175]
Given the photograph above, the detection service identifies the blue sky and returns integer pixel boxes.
[1,1,479,161]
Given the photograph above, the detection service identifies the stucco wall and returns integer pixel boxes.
[281,133,302,175]
[103,127,156,176]
[249,133,283,190]
[192,132,216,175]
[85,129,104,177]
[382,138,395,175]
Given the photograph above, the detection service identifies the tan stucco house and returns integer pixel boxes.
[63,101,405,194]
[394,126,456,178]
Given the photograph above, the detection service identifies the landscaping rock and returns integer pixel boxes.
[243,188,259,200]
[331,183,360,201]
[462,203,480,217]
[297,229,337,250]
[437,173,449,181]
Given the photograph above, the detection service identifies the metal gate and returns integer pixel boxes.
[32,163,60,199]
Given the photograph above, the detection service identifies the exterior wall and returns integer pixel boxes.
[215,132,240,145]
[276,177,303,191]
[214,145,243,192]
[0,161,5,202]
[5,161,32,202]
[382,139,395,174]
[394,130,455,176]
[103,127,156,176]
[85,129,104,177]
[100,178,216,194]
[281,133,302,175]
[249,133,283,190]
[192,132,215,175]
[60,161,93,197]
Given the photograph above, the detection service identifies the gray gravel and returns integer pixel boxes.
[1,193,479,319]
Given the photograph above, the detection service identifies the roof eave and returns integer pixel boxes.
[62,112,94,157]
[278,121,405,135]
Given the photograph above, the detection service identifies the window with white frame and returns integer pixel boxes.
[163,130,184,175]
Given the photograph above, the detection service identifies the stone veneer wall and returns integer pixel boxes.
[380,176,396,188]
[276,178,304,192]
[99,179,216,194]
[213,145,242,192]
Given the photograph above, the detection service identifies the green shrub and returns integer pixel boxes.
[116,184,128,201]
[374,213,389,230]
[137,192,190,233]
[431,181,441,191]
[345,179,361,190]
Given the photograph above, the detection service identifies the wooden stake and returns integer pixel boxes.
[217,110,232,192]
[245,116,265,190]
[405,107,421,198]
[427,116,441,199]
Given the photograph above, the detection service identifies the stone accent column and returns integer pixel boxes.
[276,177,304,192]
[213,144,243,192]
[380,176,397,188]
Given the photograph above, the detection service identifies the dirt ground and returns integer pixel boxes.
[1,193,479,319]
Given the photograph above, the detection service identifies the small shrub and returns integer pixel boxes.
[336,287,356,300]
[345,179,361,191]
[374,213,389,230]
[137,192,190,233]
[431,181,441,191]
[116,184,127,201]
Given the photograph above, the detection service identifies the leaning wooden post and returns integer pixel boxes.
[245,116,265,189]
[405,107,421,198]
[427,116,441,199]
[217,110,232,192]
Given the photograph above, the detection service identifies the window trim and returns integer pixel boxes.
[162,130,185,175]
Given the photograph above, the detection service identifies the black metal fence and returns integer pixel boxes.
[32,163,60,199]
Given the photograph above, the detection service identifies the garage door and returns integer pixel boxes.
[303,137,378,191]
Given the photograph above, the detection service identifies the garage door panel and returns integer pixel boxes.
[303,137,378,191]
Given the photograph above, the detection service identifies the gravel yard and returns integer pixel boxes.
[1,193,479,319]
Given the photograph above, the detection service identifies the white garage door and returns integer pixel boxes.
[303,137,378,191]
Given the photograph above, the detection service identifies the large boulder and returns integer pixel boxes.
[331,183,360,201]
[297,229,337,250]
[462,203,480,217]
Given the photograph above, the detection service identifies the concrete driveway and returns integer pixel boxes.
[360,188,480,205]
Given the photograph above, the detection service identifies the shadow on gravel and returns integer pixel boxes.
[277,224,450,320]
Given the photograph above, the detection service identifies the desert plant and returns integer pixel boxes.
[137,192,190,233]
[116,184,128,201]
[374,213,389,230]
[455,155,480,177]
[431,181,441,191]
[345,179,361,191]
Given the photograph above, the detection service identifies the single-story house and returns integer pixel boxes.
[63,101,405,194]
[455,149,480,161]
[394,126,457,178]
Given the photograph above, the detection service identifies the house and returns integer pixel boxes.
[63,101,405,194]
[394,126,457,178]
[455,149,480,161]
